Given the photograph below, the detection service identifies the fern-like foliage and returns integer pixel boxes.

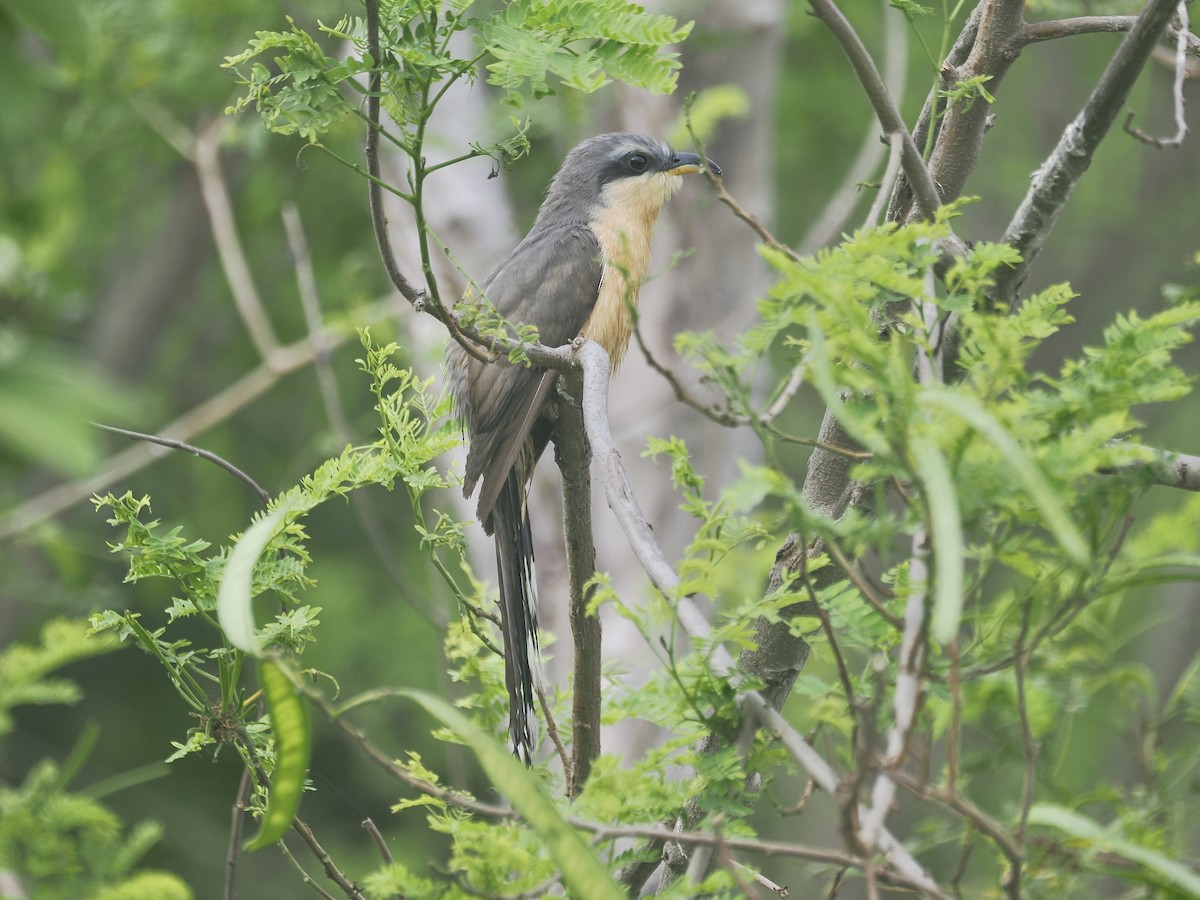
[224,0,691,149]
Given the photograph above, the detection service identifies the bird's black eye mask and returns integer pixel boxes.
[598,147,664,185]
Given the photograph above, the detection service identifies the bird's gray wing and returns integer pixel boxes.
[453,224,603,522]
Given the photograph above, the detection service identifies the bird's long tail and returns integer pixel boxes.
[490,470,540,764]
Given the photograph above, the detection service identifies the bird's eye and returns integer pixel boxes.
[627,153,648,173]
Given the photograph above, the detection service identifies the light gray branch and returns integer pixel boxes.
[1124,1,1191,147]
[192,120,281,363]
[573,340,948,899]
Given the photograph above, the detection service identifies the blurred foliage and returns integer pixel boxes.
[0,622,190,899]
[0,0,1198,896]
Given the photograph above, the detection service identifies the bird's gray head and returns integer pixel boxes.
[534,132,720,229]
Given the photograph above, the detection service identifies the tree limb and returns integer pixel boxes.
[925,0,1026,211]
[807,0,944,223]
[991,0,1182,307]
[193,119,281,363]
[553,372,602,795]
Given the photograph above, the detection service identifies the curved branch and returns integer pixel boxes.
[364,0,428,313]
[807,0,943,221]
[92,424,271,506]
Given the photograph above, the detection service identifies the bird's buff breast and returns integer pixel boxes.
[583,173,682,370]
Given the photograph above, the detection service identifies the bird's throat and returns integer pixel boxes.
[583,173,681,371]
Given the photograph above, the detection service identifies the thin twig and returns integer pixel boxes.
[863,132,905,230]
[947,640,961,795]
[631,319,743,427]
[282,203,352,440]
[225,766,253,900]
[282,203,430,612]
[1123,1,1191,147]
[1013,601,1039,846]
[92,423,271,506]
[536,686,572,791]
[277,840,339,900]
[361,818,394,865]
[193,119,281,362]
[824,537,903,630]
[891,770,1022,873]
[296,684,512,819]
[576,819,919,891]
[364,0,429,314]
[291,817,365,899]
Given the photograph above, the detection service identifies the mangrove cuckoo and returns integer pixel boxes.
[448,132,720,762]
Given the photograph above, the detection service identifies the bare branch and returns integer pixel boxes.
[992,0,1182,306]
[1025,15,1142,42]
[92,423,271,506]
[1125,445,1200,491]
[924,0,1026,210]
[360,818,393,866]
[1124,1,1191,147]
[225,767,253,900]
[888,3,984,225]
[801,0,908,252]
[808,0,943,221]
[1023,13,1200,56]
[553,375,602,794]
[193,119,281,362]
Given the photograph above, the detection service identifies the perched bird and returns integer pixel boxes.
[448,132,719,762]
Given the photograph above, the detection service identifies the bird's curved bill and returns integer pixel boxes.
[665,152,722,177]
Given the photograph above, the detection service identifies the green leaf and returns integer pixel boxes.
[401,689,624,900]
[919,388,1089,564]
[911,436,964,645]
[1028,804,1200,896]
[217,506,289,655]
[245,659,311,851]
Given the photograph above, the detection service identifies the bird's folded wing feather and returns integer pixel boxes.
[456,224,603,521]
